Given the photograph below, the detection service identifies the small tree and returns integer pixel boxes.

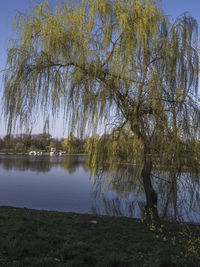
[3,0,200,218]
[15,142,25,152]
[62,133,82,154]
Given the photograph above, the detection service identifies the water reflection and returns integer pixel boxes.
[152,171,200,222]
[0,155,53,173]
[90,165,145,218]
[91,165,200,222]
[0,155,87,173]
[0,155,199,222]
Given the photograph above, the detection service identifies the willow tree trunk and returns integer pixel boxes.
[130,121,158,220]
[141,154,158,220]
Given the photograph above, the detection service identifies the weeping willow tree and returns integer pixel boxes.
[3,0,200,218]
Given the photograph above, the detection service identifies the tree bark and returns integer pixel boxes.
[130,120,158,220]
[141,154,158,220]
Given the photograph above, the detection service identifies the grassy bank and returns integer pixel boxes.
[0,206,199,267]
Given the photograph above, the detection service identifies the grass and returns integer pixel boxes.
[0,206,199,266]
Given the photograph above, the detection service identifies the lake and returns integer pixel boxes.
[0,154,199,223]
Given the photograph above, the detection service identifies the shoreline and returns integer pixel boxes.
[0,205,199,226]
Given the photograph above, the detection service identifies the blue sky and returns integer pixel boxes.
[0,0,199,138]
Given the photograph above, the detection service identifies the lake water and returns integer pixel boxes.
[0,155,199,223]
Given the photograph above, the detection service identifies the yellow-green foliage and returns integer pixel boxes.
[146,217,200,266]
[61,135,78,154]
[3,0,200,172]
[61,139,68,152]
[178,226,200,260]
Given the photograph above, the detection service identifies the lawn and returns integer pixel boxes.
[0,206,199,266]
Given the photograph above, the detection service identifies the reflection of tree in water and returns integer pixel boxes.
[0,155,90,174]
[90,163,200,222]
[91,164,142,196]
[0,155,89,174]
[90,164,146,218]
[60,156,89,174]
[0,155,199,222]
[152,170,200,222]
[0,156,52,173]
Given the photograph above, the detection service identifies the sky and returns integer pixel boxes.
[0,0,200,138]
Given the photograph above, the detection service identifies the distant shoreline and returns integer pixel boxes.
[0,152,88,156]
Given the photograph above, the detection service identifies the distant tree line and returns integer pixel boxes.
[0,133,85,153]
[0,132,199,164]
